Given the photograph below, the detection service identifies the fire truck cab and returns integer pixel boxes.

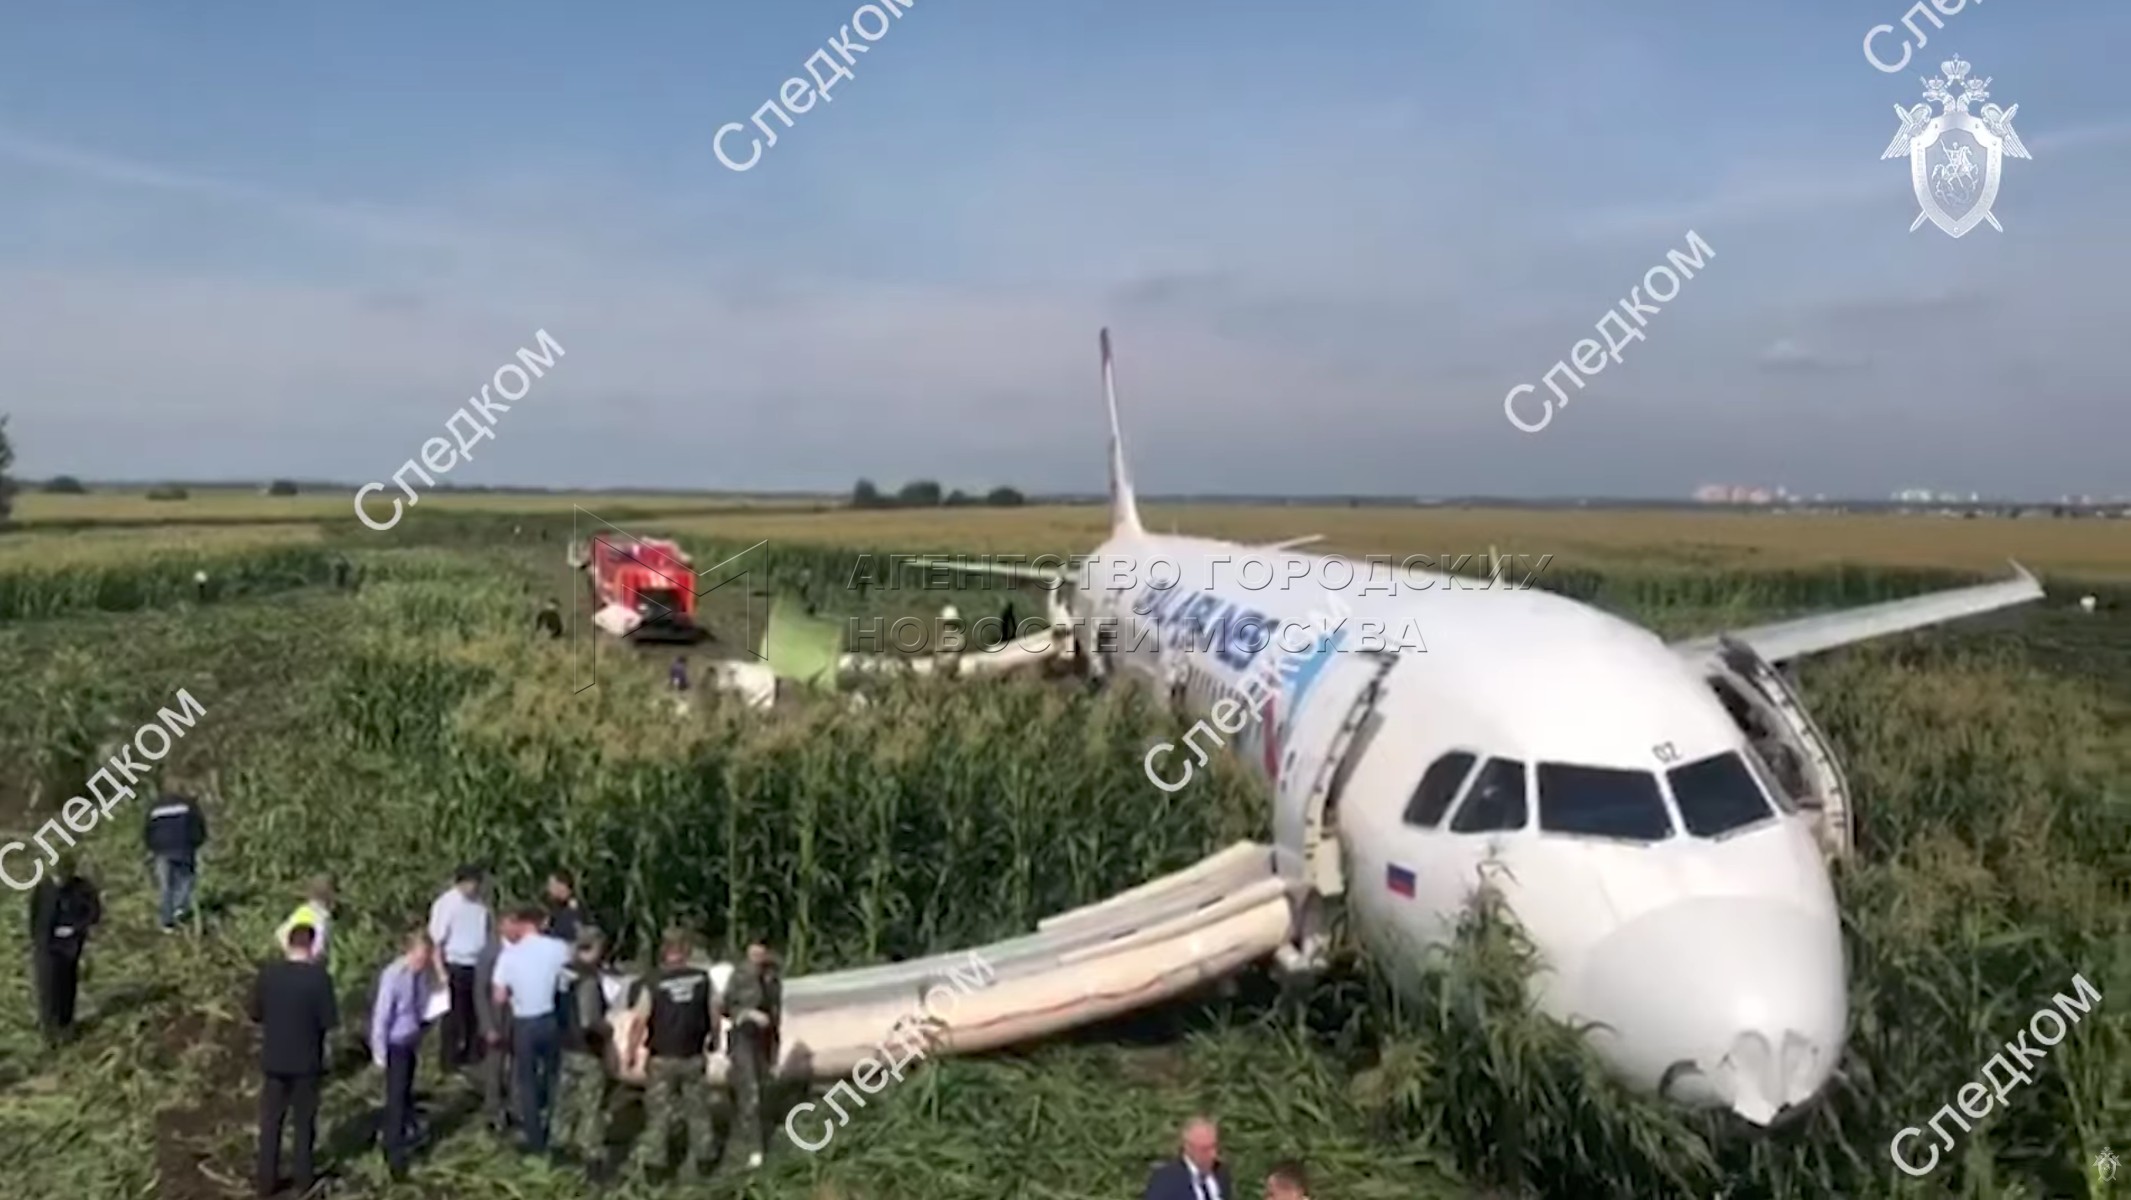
[575,532,700,641]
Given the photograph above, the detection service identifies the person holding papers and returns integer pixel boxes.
[369,929,436,1182]
[426,865,491,1071]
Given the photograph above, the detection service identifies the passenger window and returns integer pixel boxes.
[1537,763,1673,841]
[1669,752,1777,837]
[1402,751,1478,828]
[1449,757,1527,833]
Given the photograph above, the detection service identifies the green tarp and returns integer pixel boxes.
[762,594,844,691]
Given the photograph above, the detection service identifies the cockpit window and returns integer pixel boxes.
[1448,757,1528,834]
[1536,763,1675,841]
[1668,752,1777,837]
[1740,743,1802,814]
[1402,751,1478,829]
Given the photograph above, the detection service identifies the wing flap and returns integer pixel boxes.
[1671,561,2043,666]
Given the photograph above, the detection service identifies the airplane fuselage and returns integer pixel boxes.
[1067,530,1848,1125]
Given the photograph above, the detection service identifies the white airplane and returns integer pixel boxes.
[890,329,2046,1126]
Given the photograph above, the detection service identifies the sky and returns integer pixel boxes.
[1,0,2126,499]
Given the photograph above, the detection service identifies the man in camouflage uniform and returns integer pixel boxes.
[724,939,783,1170]
[628,929,718,1180]
[552,927,612,1179]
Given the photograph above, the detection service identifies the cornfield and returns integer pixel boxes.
[0,510,2122,1199]
[0,525,341,620]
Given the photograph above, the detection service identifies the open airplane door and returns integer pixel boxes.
[1269,646,1398,973]
[1708,637,1854,858]
[1668,560,2040,861]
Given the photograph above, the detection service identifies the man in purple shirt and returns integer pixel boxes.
[370,928,435,1181]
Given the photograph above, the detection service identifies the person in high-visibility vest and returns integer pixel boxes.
[275,875,338,967]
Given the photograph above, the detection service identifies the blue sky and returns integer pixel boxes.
[1,0,2126,498]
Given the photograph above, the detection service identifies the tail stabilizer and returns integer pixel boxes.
[1100,328,1145,536]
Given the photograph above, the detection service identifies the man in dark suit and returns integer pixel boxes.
[1143,1115,1233,1200]
[248,924,338,1197]
[28,852,102,1046]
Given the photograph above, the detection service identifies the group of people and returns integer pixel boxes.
[25,796,1324,1198]
[1143,1117,1316,1200]
[248,862,784,1196]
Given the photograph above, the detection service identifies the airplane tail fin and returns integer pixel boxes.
[1100,328,1145,536]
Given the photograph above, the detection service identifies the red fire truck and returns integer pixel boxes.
[573,531,700,641]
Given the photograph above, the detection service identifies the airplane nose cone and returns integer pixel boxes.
[1576,898,1846,1125]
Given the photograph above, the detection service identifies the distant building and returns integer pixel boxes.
[1693,484,1793,505]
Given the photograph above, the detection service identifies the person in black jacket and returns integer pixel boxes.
[1142,1116,1234,1200]
[248,923,338,1198]
[28,852,101,1046]
[542,870,591,945]
[143,791,208,932]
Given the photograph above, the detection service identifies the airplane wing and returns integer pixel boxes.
[1670,561,2043,666]
[904,556,1067,585]
[724,559,1076,697]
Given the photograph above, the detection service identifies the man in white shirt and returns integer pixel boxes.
[427,865,491,1071]
[492,905,572,1155]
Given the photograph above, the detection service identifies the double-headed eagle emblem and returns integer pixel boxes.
[1881,54,2028,237]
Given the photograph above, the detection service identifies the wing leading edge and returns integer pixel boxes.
[1670,560,2044,667]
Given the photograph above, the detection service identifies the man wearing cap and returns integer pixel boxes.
[427,865,491,1071]
[552,926,613,1177]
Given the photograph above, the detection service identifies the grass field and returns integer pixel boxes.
[0,505,2122,1200]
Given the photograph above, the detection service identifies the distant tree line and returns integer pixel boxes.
[850,478,1026,509]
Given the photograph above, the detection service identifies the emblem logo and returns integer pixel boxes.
[1880,55,2029,237]
[2096,1148,2119,1184]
